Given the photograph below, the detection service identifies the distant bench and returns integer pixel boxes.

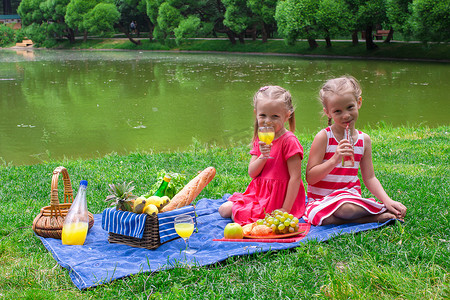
[374,30,391,40]
[15,39,34,47]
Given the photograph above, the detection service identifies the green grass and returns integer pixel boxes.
[49,38,450,61]
[0,125,449,299]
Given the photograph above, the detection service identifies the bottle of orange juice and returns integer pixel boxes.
[62,180,89,245]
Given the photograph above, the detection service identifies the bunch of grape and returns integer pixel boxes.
[256,210,300,234]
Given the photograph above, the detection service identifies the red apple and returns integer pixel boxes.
[224,223,244,239]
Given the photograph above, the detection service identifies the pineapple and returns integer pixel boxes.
[105,181,137,212]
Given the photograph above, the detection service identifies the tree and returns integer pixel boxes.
[17,0,45,26]
[83,3,120,36]
[146,0,220,44]
[316,0,353,47]
[115,0,150,45]
[222,0,252,44]
[408,0,450,43]
[247,0,277,42]
[156,2,182,41]
[275,0,319,49]
[385,0,411,41]
[356,0,388,49]
[65,0,100,41]
[174,15,200,45]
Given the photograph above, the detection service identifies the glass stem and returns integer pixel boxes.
[183,238,188,251]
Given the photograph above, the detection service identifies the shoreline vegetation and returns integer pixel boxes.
[1,125,449,298]
[7,37,450,62]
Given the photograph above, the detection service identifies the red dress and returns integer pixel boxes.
[303,127,386,226]
[229,131,306,225]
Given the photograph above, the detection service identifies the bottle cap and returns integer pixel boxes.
[163,175,171,182]
[80,180,88,187]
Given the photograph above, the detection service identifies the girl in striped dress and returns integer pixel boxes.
[304,76,406,226]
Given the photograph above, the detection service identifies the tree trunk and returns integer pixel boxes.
[144,17,154,41]
[261,22,268,43]
[83,31,88,42]
[214,23,237,45]
[238,32,245,44]
[365,26,378,50]
[67,28,75,43]
[118,22,141,45]
[352,30,359,45]
[226,31,237,44]
[384,27,394,43]
[325,36,332,48]
[307,38,318,49]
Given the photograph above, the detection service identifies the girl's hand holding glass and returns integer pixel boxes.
[258,126,275,159]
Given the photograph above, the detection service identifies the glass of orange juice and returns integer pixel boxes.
[258,126,275,159]
[174,215,196,254]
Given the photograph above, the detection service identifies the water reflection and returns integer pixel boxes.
[0,49,448,165]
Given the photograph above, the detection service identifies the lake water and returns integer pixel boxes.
[1,49,448,165]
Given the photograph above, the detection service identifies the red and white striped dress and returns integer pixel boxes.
[303,127,386,226]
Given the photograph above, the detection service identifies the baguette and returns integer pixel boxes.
[160,167,216,212]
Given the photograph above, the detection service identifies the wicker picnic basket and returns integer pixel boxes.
[106,205,196,250]
[32,166,94,239]
[108,214,161,249]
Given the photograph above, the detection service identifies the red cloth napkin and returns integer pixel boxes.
[213,223,311,243]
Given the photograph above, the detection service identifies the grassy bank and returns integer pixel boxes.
[50,38,450,61]
[0,125,449,299]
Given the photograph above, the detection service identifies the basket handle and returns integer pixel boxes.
[50,166,74,207]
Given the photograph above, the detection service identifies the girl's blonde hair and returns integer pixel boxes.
[319,76,362,126]
[252,85,296,141]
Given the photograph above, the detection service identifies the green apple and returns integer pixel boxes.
[224,223,244,239]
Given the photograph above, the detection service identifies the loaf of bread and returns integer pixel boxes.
[160,167,216,212]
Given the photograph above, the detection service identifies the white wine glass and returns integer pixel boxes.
[174,215,196,255]
[258,126,275,159]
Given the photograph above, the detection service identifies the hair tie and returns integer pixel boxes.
[259,86,270,92]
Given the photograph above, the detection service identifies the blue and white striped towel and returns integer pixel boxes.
[157,205,196,244]
[102,208,148,238]
[101,206,197,241]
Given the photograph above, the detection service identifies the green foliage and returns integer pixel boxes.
[386,0,413,36]
[84,3,120,36]
[0,24,15,47]
[408,0,450,43]
[22,23,49,46]
[13,29,27,43]
[65,0,99,33]
[157,2,182,40]
[17,0,45,26]
[247,0,277,25]
[275,0,319,44]
[174,15,201,45]
[316,0,353,38]
[222,0,252,34]
[356,0,388,28]
[146,0,164,24]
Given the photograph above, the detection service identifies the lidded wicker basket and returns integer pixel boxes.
[32,166,94,239]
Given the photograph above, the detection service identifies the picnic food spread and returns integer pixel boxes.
[160,166,216,212]
[241,209,301,237]
[104,167,216,216]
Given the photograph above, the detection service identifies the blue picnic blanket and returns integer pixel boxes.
[38,195,397,290]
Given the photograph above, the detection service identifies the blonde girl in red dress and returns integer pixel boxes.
[304,76,407,226]
[219,86,306,225]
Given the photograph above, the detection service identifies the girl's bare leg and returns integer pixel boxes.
[321,202,397,225]
[219,201,233,218]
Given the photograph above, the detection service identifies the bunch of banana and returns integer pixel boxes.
[133,195,170,216]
